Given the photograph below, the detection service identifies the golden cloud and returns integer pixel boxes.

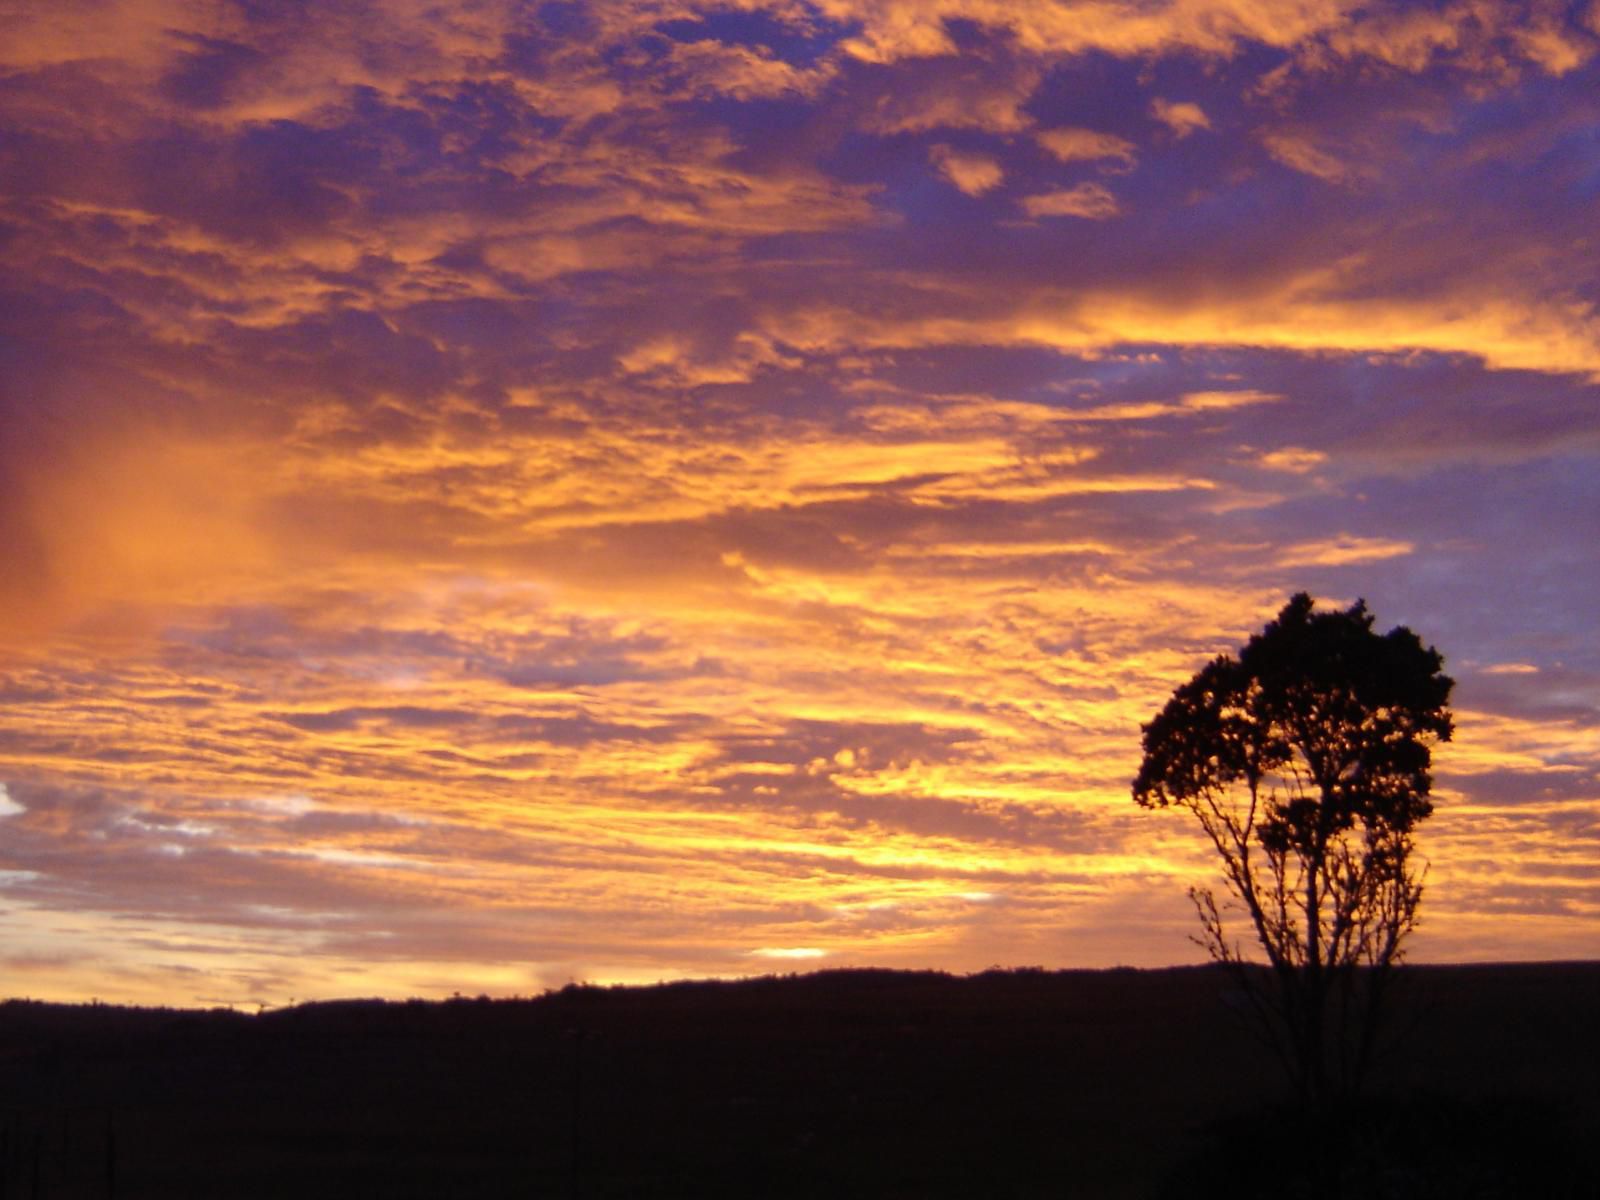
[1,0,1596,1002]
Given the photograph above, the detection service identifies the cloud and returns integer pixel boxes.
[1256,447,1328,473]
[1315,1,1599,76]
[658,37,832,101]
[1180,390,1282,411]
[852,53,1042,133]
[1150,98,1211,138]
[929,144,1004,195]
[763,271,1600,379]
[1512,17,1595,75]
[1035,127,1137,166]
[1273,535,1415,568]
[1261,131,1356,183]
[823,0,1372,63]
[1019,182,1120,219]
[0,0,1596,1002]
[749,946,826,959]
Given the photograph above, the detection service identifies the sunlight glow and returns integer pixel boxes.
[0,0,1593,1006]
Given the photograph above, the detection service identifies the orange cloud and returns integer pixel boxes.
[929,144,1005,195]
[1273,535,1414,567]
[1036,127,1138,166]
[768,275,1600,379]
[1,431,278,640]
[1,0,1596,1005]
[1019,182,1120,219]
[1261,130,1357,183]
[821,0,1371,62]
[1150,97,1211,138]
[1256,447,1329,473]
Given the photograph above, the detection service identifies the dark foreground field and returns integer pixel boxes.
[0,963,1595,1198]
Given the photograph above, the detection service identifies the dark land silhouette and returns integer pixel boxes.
[0,962,1595,1198]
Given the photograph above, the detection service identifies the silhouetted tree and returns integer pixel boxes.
[1133,594,1453,1103]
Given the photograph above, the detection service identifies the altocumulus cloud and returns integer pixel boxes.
[0,0,1596,1005]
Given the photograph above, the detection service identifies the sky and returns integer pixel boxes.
[0,0,1597,1008]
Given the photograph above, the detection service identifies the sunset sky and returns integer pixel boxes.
[1,0,1597,1007]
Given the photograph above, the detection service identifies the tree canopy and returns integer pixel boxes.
[1133,593,1453,1100]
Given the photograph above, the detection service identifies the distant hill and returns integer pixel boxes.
[0,963,1595,1198]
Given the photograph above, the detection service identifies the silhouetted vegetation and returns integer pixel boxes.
[1160,1089,1596,1200]
[1134,594,1453,1104]
[0,964,1595,1197]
